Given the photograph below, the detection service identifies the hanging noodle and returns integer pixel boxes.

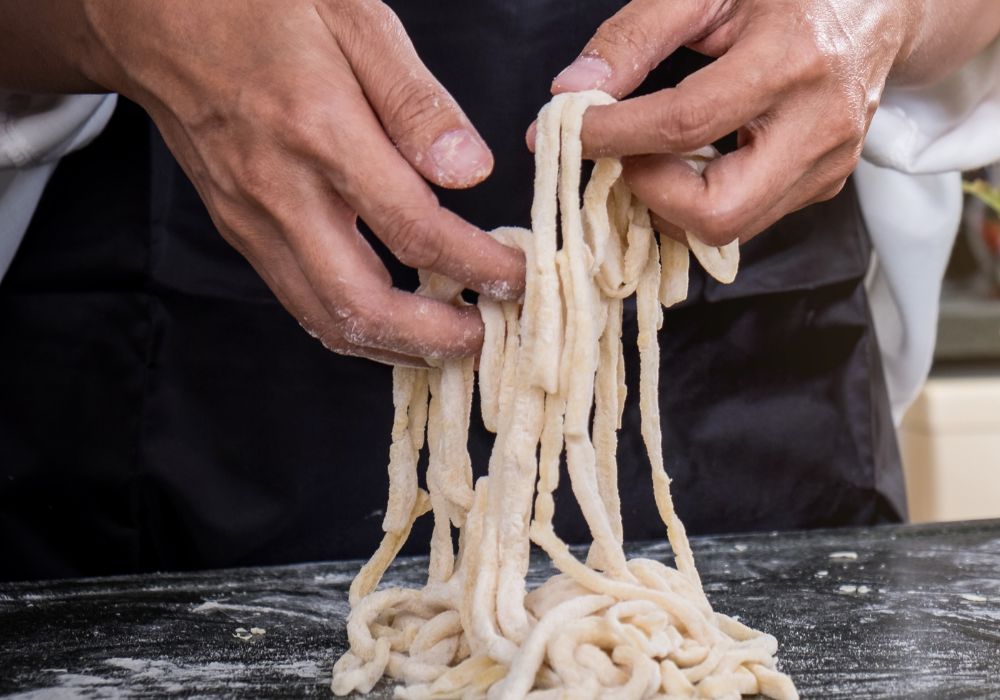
[331,90,798,700]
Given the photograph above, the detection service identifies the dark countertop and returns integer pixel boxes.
[1,519,998,699]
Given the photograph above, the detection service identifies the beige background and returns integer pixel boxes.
[898,372,1000,522]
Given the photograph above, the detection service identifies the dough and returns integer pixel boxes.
[331,91,796,700]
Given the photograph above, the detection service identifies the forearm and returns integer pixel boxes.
[892,0,1000,86]
[0,1,108,93]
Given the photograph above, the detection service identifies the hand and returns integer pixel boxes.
[80,0,524,365]
[541,0,927,247]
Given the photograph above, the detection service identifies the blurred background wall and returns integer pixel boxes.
[899,164,1000,522]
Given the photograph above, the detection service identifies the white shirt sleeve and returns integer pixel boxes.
[857,36,1000,423]
[0,92,117,280]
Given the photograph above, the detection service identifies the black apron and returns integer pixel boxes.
[0,1,904,583]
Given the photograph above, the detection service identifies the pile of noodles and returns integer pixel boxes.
[331,91,797,700]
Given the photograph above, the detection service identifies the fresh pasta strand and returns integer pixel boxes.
[331,90,797,700]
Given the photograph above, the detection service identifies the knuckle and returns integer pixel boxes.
[334,344,362,359]
[694,201,743,247]
[696,222,739,248]
[333,0,407,52]
[808,98,866,156]
[317,330,351,355]
[824,150,861,195]
[817,178,848,203]
[303,316,355,356]
[826,109,866,153]
[382,203,444,269]
[333,295,382,347]
[658,95,713,149]
[642,193,670,222]
[597,12,654,59]
[784,37,828,83]
[844,142,862,170]
[843,116,867,147]
[340,316,374,347]
[356,0,394,23]
[231,149,278,208]
[381,79,451,142]
[280,95,332,151]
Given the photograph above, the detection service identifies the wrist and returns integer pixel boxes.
[888,0,1000,87]
[0,0,113,93]
[888,1,926,78]
[77,1,137,96]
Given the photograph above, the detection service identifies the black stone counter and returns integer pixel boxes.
[1,519,998,699]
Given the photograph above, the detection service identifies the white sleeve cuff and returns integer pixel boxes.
[859,37,1000,421]
[0,92,117,169]
[0,92,118,281]
[863,36,1000,175]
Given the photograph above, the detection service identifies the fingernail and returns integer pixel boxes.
[553,55,612,92]
[428,129,493,187]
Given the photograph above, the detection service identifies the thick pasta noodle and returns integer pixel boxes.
[331,90,798,700]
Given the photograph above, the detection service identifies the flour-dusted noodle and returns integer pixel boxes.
[478,299,506,433]
[526,98,566,395]
[382,368,423,535]
[659,236,690,309]
[589,295,625,570]
[331,91,797,700]
[682,147,741,286]
[688,234,739,285]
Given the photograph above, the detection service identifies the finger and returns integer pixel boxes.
[622,124,814,246]
[300,91,525,302]
[624,150,766,246]
[141,115,427,367]
[277,183,489,359]
[224,224,428,367]
[650,213,687,245]
[578,37,781,158]
[551,0,730,97]
[316,2,493,189]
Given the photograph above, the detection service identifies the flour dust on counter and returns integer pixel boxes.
[0,520,998,698]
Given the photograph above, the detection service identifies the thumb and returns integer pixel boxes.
[552,0,728,98]
[318,3,493,189]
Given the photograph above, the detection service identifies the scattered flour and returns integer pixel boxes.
[837,584,870,595]
[829,551,858,560]
[100,656,325,687]
[313,572,355,585]
[234,626,267,640]
[192,600,325,622]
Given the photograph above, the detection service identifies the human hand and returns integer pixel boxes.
[542,0,925,247]
[80,0,524,365]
